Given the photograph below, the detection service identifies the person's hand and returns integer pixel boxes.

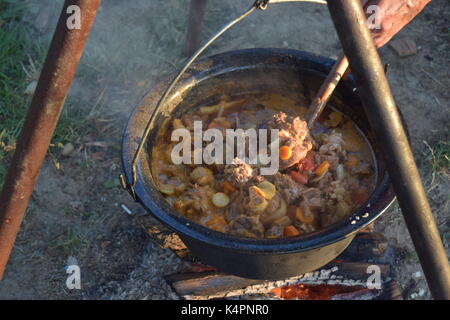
[362,0,432,48]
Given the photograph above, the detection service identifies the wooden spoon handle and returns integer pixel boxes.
[305,54,350,128]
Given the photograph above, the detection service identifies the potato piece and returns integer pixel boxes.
[248,186,269,212]
[199,105,221,115]
[257,180,277,200]
[341,129,364,152]
[260,197,287,226]
[190,167,214,185]
[159,184,175,195]
[212,192,230,208]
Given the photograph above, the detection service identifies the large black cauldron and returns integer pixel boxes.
[121,48,395,280]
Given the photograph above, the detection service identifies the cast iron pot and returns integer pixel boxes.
[121,48,396,280]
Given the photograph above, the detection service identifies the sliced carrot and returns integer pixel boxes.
[279,146,292,161]
[314,160,330,176]
[290,171,308,184]
[284,225,300,237]
[206,215,228,232]
[223,181,237,194]
[295,207,314,224]
[345,154,359,168]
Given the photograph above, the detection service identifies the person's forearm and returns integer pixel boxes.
[365,0,432,47]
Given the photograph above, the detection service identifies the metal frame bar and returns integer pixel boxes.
[327,0,450,300]
[184,0,208,56]
[0,0,101,279]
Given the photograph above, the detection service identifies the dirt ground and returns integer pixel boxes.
[0,0,448,299]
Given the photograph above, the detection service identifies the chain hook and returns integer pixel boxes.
[255,0,270,10]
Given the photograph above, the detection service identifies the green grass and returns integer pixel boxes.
[423,140,450,177]
[0,0,35,187]
[0,0,107,188]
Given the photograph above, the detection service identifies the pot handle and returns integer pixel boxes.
[119,0,327,200]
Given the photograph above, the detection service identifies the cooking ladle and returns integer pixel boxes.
[278,54,349,170]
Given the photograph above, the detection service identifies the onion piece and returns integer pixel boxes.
[212,192,230,208]
[257,180,277,200]
[336,164,345,181]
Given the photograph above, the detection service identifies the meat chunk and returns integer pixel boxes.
[190,166,214,185]
[183,185,216,217]
[259,193,287,226]
[225,192,245,222]
[228,215,265,238]
[267,112,313,169]
[265,224,284,238]
[273,172,306,204]
[224,158,260,188]
[300,188,326,212]
[316,131,345,170]
[312,171,333,190]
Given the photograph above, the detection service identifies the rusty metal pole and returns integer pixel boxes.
[0,0,101,279]
[327,0,450,299]
[184,0,208,56]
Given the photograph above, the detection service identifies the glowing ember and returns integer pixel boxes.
[271,283,368,300]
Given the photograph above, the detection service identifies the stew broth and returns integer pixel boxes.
[151,93,377,239]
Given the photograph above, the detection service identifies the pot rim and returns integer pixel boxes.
[121,48,396,254]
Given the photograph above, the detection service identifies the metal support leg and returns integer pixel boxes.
[184,0,208,56]
[327,0,450,300]
[0,0,101,279]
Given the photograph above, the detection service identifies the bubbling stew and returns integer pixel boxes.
[151,93,377,239]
